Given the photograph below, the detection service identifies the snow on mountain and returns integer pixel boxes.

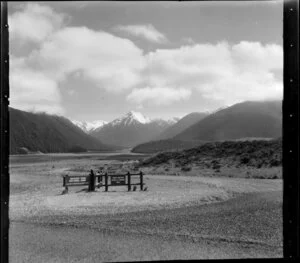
[166,117,180,125]
[72,120,108,133]
[90,111,178,147]
[110,111,151,126]
[149,118,178,128]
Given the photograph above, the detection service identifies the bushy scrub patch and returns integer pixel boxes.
[139,139,282,171]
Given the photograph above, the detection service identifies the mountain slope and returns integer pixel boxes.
[174,101,282,141]
[156,112,209,140]
[10,108,116,154]
[90,111,174,147]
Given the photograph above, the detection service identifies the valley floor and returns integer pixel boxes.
[9,154,283,262]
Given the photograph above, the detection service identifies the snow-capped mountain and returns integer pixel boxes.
[166,117,180,125]
[149,118,179,129]
[110,111,151,126]
[90,111,177,147]
[72,120,108,134]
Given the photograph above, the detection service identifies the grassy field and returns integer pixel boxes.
[9,153,283,262]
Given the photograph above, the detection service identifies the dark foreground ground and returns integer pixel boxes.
[10,191,282,262]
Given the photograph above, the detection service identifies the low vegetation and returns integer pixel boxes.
[138,139,282,172]
[132,139,205,153]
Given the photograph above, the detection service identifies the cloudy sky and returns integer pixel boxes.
[8,1,283,122]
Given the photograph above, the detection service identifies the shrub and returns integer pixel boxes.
[240,155,250,164]
[17,147,29,154]
[270,159,281,167]
[181,166,191,172]
[68,145,87,153]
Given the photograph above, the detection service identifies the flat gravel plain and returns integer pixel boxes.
[10,190,282,262]
[9,155,283,262]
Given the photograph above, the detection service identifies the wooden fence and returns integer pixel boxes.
[62,170,145,193]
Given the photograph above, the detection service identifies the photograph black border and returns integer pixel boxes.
[282,0,299,259]
[1,1,9,263]
[1,0,299,262]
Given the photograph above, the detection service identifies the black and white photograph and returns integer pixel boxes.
[6,0,286,261]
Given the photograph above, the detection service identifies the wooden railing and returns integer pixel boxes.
[62,170,145,193]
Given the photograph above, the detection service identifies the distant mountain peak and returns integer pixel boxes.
[127,111,151,123]
[72,120,108,133]
[111,111,151,126]
[90,111,178,147]
[168,117,180,124]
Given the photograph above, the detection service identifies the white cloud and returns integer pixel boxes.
[115,24,167,43]
[29,26,146,92]
[9,3,65,44]
[231,41,283,71]
[10,56,64,115]
[9,3,146,113]
[9,3,283,114]
[143,42,233,88]
[127,87,191,106]
[195,42,283,103]
[137,41,283,106]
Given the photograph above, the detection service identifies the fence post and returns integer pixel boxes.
[140,171,143,191]
[65,175,69,192]
[105,172,108,192]
[127,172,131,191]
[89,169,95,192]
[91,169,95,191]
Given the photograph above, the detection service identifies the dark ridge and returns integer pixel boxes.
[9,107,119,154]
[175,101,282,141]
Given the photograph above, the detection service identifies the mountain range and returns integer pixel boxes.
[71,120,108,133]
[9,100,282,154]
[132,100,282,153]
[89,111,178,147]
[9,107,117,154]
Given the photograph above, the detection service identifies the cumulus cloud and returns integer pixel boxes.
[9,3,283,114]
[231,41,282,72]
[127,87,191,106]
[29,26,145,91]
[9,3,65,44]
[115,24,167,43]
[137,41,283,106]
[196,42,283,103]
[9,4,146,113]
[10,56,64,114]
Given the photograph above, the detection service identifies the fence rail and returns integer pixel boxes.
[62,170,145,193]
